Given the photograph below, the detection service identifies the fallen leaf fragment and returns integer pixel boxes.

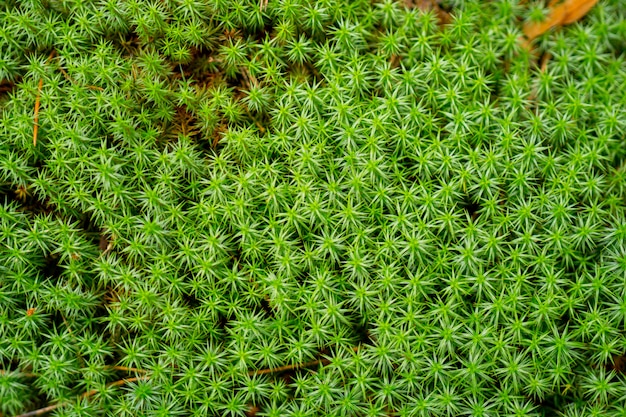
[562,0,599,24]
[522,0,599,44]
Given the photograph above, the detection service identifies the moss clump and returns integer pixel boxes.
[1,0,626,416]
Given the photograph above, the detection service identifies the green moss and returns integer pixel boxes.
[1,0,626,416]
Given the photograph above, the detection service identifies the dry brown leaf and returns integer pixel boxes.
[562,0,599,24]
[523,3,567,41]
[522,0,599,44]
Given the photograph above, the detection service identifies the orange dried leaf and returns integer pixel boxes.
[522,0,599,43]
[562,0,599,24]
[523,3,567,41]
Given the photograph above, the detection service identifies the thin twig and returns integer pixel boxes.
[528,51,553,115]
[79,376,147,399]
[248,346,360,376]
[539,52,552,73]
[0,365,146,379]
[32,78,43,147]
[60,315,86,368]
[13,403,59,417]
[248,357,331,376]
[105,366,148,374]
[57,60,104,91]
[15,347,359,417]
[32,51,56,147]
[14,376,149,417]
[57,65,72,83]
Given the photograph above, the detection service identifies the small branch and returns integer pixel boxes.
[60,315,86,368]
[32,51,56,147]
[32,78,43,147]
[248,357,330,376]
[539,52,552,73]
[57,64,104,91]
[248,346,360,376]
[79,376,147,400]
[14,376,149,417]
[105,366,148,374]
[57,65,72,83]
[14,347,359,417]
[0,365,146,380]
[527,51,553,115]
[13,404,58,417]
[240,65,257,89]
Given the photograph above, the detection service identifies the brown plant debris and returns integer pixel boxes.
[14,376,149,417]
[33,51,57,147]
[32,78,43,147]
[522,0,599,47]
[405,0,451,25]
